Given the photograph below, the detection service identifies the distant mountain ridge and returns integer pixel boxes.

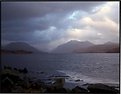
[52,40,94,53]
[52,40,119,53]
[1,42,44,54]
[2,41,119,54]
[75,42,119,53]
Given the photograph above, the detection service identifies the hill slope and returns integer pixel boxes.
[75,42,119,53]
[52,40,119,53]
[2,42,44,54]
[52,40,94,53]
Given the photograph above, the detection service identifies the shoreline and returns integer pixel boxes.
[28,69,119,88]
[1,66,119,93]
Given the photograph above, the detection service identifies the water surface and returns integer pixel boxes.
[2,53,119,84]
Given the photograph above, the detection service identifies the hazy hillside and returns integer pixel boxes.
[52,40,94,53]
[75,42,119,53]
[1,42,45,54]
[52,40,119,53]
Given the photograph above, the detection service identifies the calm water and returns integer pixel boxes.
[1,53,119,84]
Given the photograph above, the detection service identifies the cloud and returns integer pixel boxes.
[1,2,105,21]
[80,17,118,33]
[2,19,50,34]
[68,2,119,43]
[1,2,119,51]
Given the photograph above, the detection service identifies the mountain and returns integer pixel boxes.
[52,40,119,53]
[75,42,119,53]
[52,40,94,53]
[1,42,44,54]
[106,47,119,53]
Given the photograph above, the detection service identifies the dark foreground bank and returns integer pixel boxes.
[1,66,119,93]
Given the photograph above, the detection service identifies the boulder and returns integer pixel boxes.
[75,79,81,82]
[87,83,119,93]
[45,86,67,93]
[75,79,83,82]
[53,77,65,88]
[45,86,55,93]
[1,77,13,93]
[72,86,88,93]
[40,72,44,74]
[54,87,67,93]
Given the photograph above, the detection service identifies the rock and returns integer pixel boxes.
[45,86,55,93]
[53,77,65,88]
[12,86,24,93]
[75,79,81,82]
[40,72,44,74]
[54,87,67,93]
[65,88,72,93]
[45,86,67,93]
[72,86,88,93]
[87,83,119,93]
[1,77,13,93]
[23,68,28,74]
[54,75,69,78]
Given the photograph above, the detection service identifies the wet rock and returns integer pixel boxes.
[66,88,72,93]
[75,79,81,82]
[54,75,69,78]
[75,79,84,82]
[87,83,119,93]
[23,68,28,74]
[53,77,65,88]
[54,87,67,93]
[12,86,24,93]
[2,73,22,83]
[72,86,88,93]
[40,72,44,74]
[1,78,13,93]
[45,86,67,93]
[45,86,55,93]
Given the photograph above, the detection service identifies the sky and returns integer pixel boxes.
[1,1,119,51]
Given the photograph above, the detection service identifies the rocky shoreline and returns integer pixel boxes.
[1,66,119,93]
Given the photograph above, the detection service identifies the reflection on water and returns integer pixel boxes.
[1,53,119,84]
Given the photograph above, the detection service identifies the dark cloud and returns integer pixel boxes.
[2,2,105,21]
[2,19,50,33]
[1,2,119,51]
[2,32,33,41]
